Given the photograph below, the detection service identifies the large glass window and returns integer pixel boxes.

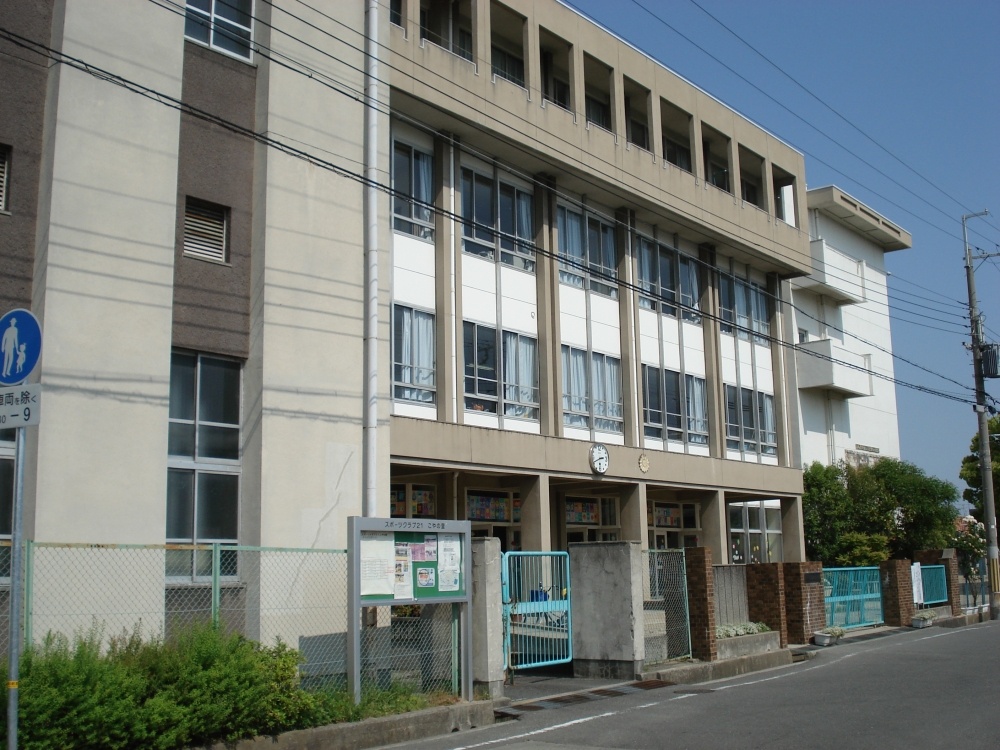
[561,345,589,428]
[464,322,498,413]
[684,374,709,444]
[729,500,783,564]
[591,353,623,433]
[167,352,241,579]
[185,0,253,60]
[641,366,687,443]
[725,384,777,457]
[502,332,539,420]
[557,206,617,298]
[561,346,621,433]
[393,305,436,403]
[678,256,701,323]
[637,237,677,315]
[462,168,534,271]
[719,274,770,343]
[393,141,435,241]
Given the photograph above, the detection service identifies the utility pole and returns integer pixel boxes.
[962,209,999,620]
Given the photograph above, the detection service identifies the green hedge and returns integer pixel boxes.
[0,625,429,750]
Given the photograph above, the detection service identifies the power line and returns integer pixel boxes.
[1,22,973,405]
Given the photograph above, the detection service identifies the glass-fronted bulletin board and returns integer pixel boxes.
[347,517,472,703]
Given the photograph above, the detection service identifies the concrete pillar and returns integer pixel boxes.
[700,490,727,563]
[782,561,825,644]
[879,559,914,627]
[519,474,551,551]
[780,496,806,562]
[684,547,717,662]
[471,538,504,698]
[569,542,644,679]
[620,483,646,544]
[746,563,787,648]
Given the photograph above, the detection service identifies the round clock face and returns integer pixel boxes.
[589,443,609,474]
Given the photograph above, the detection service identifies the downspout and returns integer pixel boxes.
[363,0,379,517]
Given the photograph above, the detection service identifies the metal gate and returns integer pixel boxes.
[502,551,572,672]
[823,567,884,629]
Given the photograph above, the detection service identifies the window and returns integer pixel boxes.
[393,141,435,241]
[684,374,708,444]
[637,237,678,314]
[462,168,534,271]
[562,345,589,428]
[740,175,759,206]
[725,384,776,456]
[464,322,498,413]
[185,0,253,60]
[492,45,524,87]
[0,144,9,212]
[719,275,769,343]
[565,497,620,543]
[183,198,228,263]
[678,255,700,323]
[390,0,403,26]
[393,305,436,403]
[502,331,539,420]
[729,501,782,564]
[167,352,241,579]
[591,353,623,433]
[585,94,611,130]
[664,137,691,172]
[648,500,701,550]
[557,206,617,298]
[642,365,683,441]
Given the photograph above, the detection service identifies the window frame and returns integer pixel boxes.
[392,304,437,404]
[166,351,242,582]
[637,236,678,315]
[463,322,499,413]
[392,140,436,241]
[184,0,254,62]
[501,330,539,420]
[461,165,535,272]
[557,205,618,298]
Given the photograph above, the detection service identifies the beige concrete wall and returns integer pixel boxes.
[30,0,184,546]
[248,1,391,550]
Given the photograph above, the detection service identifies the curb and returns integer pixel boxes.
[639,648,794,684]
[199,700,498,750]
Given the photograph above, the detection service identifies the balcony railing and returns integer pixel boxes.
[795,338,871,398]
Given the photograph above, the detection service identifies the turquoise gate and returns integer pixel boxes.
[502,551,572,672]
[824,567,884,629]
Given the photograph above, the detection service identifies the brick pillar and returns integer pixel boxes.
[782,562,825,643]
[880,559,913,626]
[914,549,962,616]
[746,563,787,647]
[684,547,717,662]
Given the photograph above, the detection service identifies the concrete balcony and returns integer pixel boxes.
[795,239,865,304]
[795,338,871,398]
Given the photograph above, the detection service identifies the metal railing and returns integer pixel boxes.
[502,551,571,672]
[823,567,884,629]
[16,542,461,699]
[919,565,948,606]
[642,550,691,665]
[713,564,749,627]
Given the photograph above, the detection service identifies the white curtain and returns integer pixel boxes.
[592,354,623,433]
[516,191,533,252]
[562,346,588,427]
[558,207,585,286]
[503,332,538,419]
[413,150,433,225]
[685,374,708,441]
[396,307,435,402]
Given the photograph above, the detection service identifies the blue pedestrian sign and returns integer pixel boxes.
[0,309,42,386]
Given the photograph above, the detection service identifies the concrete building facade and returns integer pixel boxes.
[0,0,818,607]
[792,186,911,469]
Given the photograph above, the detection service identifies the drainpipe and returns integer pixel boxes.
[363,0,379,517]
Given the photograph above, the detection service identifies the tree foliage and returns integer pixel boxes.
[958,414,1000,521]
[803,458,958,565]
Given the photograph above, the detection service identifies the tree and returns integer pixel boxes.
[802,458,959,565]
[958,414,1000,521]
[952,516,986,606]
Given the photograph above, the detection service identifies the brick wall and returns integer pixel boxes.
[782,562,825,643]
[880,559,913,626]
[746,563,788,647]
[685,547,717,662]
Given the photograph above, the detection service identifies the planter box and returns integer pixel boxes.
[813,632,839,647]
[911,617,935,629]
[716,631,780,660]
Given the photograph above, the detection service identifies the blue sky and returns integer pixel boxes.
[566,0,1000,495]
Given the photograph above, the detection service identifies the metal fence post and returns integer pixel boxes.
[23,539,33,646]
[211,543,221,629]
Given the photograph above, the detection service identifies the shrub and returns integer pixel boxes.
[715,622,771,639]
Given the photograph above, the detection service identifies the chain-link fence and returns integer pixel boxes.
[713,564,749,626]
[641,550,691,665]
[16,543,461,699]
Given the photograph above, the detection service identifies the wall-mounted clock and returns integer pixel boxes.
[589,443,609,474]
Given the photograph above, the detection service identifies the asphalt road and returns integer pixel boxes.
[388,621,1000,750]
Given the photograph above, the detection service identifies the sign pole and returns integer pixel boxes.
[6,428,26,750]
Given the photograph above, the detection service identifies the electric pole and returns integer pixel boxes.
[962,209,999,620]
